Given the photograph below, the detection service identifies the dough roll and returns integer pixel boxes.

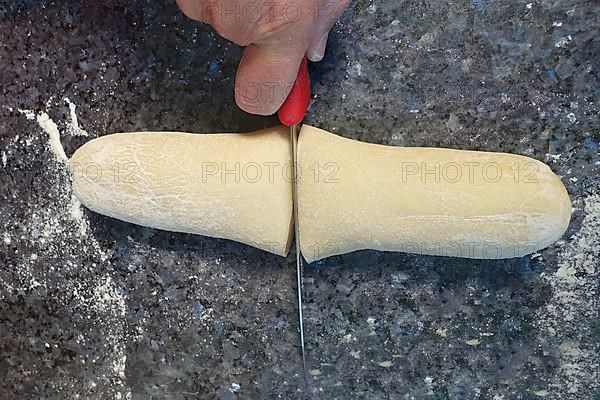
[70,127,293,256]
[297,125,571,262]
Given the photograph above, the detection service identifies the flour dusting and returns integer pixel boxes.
[85,275,131,398]
[70,194,89,237]
[18,108,36,121]
[21,98,89,163]
[36,112,68,162]
[4,99,132,399]
[64,97,89,137]
[535,194,600,399]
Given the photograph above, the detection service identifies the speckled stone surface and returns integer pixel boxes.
[0,1,598,399]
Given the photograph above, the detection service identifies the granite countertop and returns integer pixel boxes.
[0,0,598,399]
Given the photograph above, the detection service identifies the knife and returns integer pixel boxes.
[277,55,311,385]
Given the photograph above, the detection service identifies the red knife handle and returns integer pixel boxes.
[278,56,311,127]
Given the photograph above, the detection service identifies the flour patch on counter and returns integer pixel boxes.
[534,194,600,397]
[64,97,89,137]
[7,98,131,398]
[36,112,68,162]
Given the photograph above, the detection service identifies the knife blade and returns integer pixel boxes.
[277,55,311,385]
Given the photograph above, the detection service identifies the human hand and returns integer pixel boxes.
[176,0,350,115]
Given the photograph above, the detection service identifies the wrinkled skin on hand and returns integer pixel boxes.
[176,0,350,115]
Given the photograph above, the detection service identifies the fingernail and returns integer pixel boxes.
[308,32,329,62]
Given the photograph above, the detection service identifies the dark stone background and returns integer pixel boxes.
[0,0,598,399]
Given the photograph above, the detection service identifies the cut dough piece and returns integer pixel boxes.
[297,125,571,262]
[70,127,293,256]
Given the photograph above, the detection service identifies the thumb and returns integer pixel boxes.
[235,40,307,116]
[306,0,351,62]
